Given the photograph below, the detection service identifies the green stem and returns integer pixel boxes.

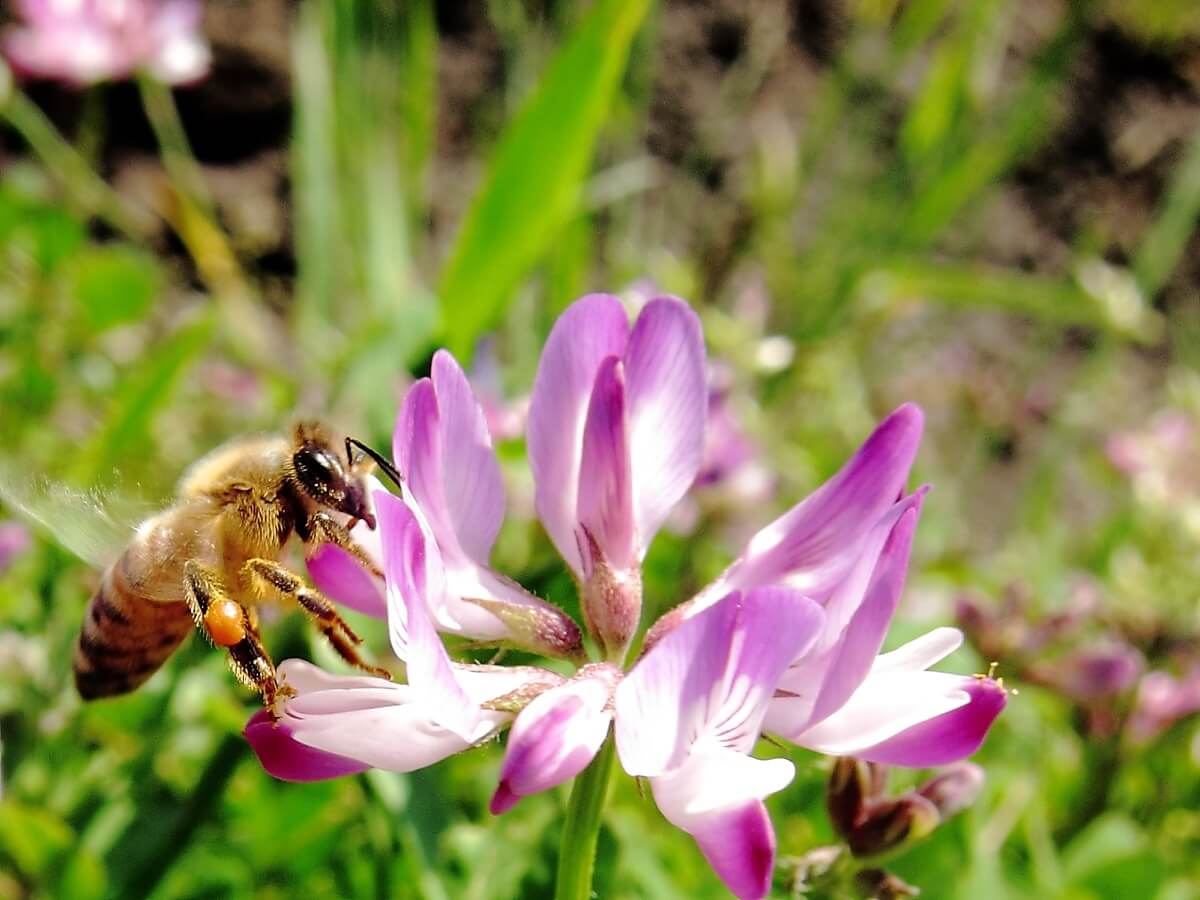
[0,90,149,237]
[136,73,214,216]
[555,733,616,900]
[137,74,281,367]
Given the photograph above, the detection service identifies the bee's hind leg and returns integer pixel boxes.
[183,560,282,708]
[242,558,392,680]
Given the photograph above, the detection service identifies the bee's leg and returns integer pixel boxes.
[242,558,392,680]
[303,511,383,578]
[183,560,281,707]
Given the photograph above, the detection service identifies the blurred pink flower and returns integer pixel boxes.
[3,0,210,86]
[0,522,31,575]
[1127,669,1200,744]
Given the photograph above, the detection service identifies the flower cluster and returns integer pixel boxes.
[3,0,210,87]
[247,294,1006,899]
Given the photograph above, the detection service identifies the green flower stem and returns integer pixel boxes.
[1,89,150,237]
[555,733,616,900]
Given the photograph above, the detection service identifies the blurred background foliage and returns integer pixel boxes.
[2,0,1200,897]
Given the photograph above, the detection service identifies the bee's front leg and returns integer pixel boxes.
[303,511,383,579]
[182,560,279,707]
[242,558,392,680]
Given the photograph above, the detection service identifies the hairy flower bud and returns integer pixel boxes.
[467,595,585,661]
[580,532,643,661]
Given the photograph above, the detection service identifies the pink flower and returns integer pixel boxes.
[247,293,1005,900]
[3,0,210,87]
[528,295,707,655]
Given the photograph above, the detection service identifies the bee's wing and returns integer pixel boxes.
[0,462,159,567]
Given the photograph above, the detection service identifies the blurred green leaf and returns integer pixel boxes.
[437,0,652,358]
[66,246,161,332]
[1062,814,1167,900]
[0,801,73,878]
[73,315,214,484]
[0,184,86,274]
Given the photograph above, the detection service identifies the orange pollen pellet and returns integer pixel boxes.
[204,599,246,647]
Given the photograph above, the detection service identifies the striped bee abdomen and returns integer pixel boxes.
[73,563,194,700]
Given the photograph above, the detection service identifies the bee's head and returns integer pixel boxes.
[291,422,377,529]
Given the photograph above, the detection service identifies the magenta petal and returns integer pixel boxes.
[721,404,924,596]
[577,357,636,572]
[690,802,776,900]
[851,677,1008,767]
[306,544,387,619]
[244,710,371,783]
[648,749,792,900]
[529,294,631,576]
[490,672,615,814]
[623,297,708,550]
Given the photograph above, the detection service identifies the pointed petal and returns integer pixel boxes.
[616,587,824,775]
[651,748,793,900]
[376,491,479,741]
[490,670,616,814]
[429,350,506,562]
[624,297,708,550]
[782,624,1004,767]
[720,405,924,597]
[577,357,636,571]
[848,677,1007,766]
[769,497,924,737]
[529,294,631,575]
[244,709,371,782]
[392,353,505,569]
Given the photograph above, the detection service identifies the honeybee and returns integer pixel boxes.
[71,421,392,709]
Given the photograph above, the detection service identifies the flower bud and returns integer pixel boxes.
[466,595,585,661]
[580,532,643,661]
[845,795,939,859]
[827,757,886,838]
[916,762,985,820]
[855,869,920,899]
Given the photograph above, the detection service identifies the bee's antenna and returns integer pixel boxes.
[346,437,404,490]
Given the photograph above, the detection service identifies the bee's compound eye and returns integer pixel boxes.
[294,445,346,497]
[204,599,247,647]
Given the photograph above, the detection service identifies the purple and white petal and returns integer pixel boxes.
[717,404,924,599]
[529,294,631,575]
[245,709,371,783]
[650,748,793,900]
[623,297,708,551]
[376,490,479,740]
[780,628,1004,763]
[766,496,924,736]
[577,357,636,573]
[394,371,496,572]
[616,587,824,776]
[490,667,618,814]
[848,677,1007,766]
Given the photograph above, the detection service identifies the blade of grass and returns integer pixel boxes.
[1133,125,1200,298]
[436,0,653,359]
